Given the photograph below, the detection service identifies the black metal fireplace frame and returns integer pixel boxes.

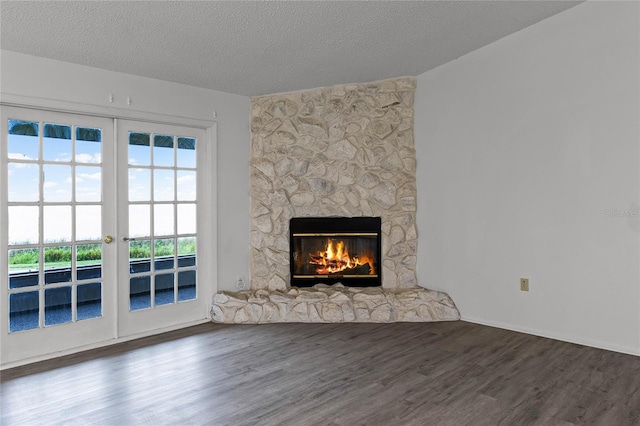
[289,217,382,288]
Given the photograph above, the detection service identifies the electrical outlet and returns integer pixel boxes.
[520,278,529,292]
[236,277,246,290]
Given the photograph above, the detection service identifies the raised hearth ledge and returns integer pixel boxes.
[210,284,460,324]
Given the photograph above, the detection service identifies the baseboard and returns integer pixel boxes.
[0,318,212,371]
[461,315,640,357]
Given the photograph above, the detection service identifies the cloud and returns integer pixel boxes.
[76,153,101,163]
[177,175,195,183]
[43,182,57,188]
[8,153,36,161]
[54,153,72,162]
[77,171,101,181]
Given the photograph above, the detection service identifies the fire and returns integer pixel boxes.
[309,239,375,275]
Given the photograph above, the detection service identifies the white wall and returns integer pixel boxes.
[415,1,640,355]
[1,51,250,294]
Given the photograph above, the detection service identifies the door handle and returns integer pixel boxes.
[104,235,114,244]
[123,237,137,242]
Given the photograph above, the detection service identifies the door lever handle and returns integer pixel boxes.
[123,237,137,242]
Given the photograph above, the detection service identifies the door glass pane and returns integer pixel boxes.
[129,240,151,273]
[43,123,72,162]
[77,282,101,320]
[9,248,39,288]
[130,276,151,311]
[154,169,174,201]
[43,164,72,202]
[9,206,38,245]
[178,237,196,267]
[8,163,39,202]
[154,204,174,236]
[129,132,150,166]
[9,291,39,332]
[76,205,101,241]
[76,166,101,202]
[177,204,196,235]
[129,168,150,201]
[44,205,72,243]
[178,270,196,301]
[155,273,174,306]
[129,204,150,238]
[76,127,101,163]
[177,137,196,168]
[177,170,196,201]
[153,135,174,167]
[44,286,72,326]
[44,246,72,284]
[77,244,102,280]
[8,120,39,160]
[154,238,174,270]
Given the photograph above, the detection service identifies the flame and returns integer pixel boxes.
[309,239,375,275]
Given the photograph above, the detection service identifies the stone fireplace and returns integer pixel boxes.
[249,76,419,291]
[210,76,459,324]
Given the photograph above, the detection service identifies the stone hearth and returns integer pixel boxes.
[211,284,460,324]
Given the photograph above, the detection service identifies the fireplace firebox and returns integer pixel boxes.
[290,217,382,288]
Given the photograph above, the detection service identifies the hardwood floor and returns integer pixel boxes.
[1,321,639,425]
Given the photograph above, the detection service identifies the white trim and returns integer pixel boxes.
[0,318,212,371]
[206,124,217,302]
[1,93,215,130]
[462,316,640,357]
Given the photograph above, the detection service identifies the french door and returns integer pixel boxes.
[116,120,209,337]
[1,107,211,366]
[1,107,116,364]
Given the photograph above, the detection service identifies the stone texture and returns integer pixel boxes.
[250,77,418,290]
[212,284,459,324]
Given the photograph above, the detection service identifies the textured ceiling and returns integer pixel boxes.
[1,1,582,97]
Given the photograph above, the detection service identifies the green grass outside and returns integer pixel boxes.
[9,238,196,270]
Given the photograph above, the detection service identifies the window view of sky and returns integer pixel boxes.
[7,124,197,250]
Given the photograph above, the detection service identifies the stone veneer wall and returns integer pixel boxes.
[250,77,418,290]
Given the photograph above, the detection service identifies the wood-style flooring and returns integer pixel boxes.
[1,321,639,425]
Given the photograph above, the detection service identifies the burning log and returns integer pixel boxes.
[308,239,374,275]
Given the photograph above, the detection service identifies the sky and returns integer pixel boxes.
[7,129,197,249]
